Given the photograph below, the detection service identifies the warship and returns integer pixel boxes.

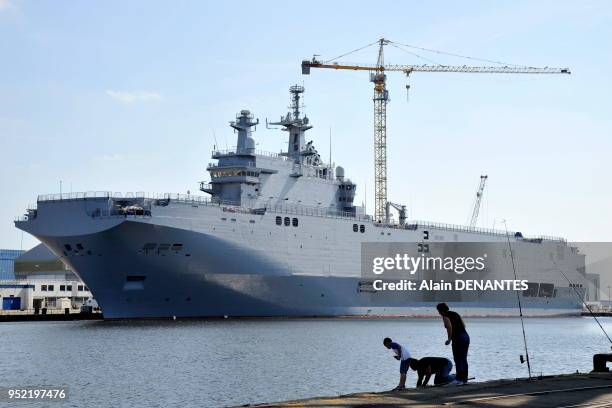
[15,86,588,318]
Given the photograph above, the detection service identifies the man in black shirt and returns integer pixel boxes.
[408,357,454,387]
[437,302,470,384]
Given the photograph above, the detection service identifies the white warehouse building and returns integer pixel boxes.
[0,244,95,312]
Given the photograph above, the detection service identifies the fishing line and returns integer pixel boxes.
[503,220,533,379]
[551,259,612,348]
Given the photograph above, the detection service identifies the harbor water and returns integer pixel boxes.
[1,317,610,407]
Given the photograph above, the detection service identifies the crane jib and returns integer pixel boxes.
[301,40,570,223]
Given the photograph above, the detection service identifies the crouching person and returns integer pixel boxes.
[408,357,455,387]
[383,337,411,391]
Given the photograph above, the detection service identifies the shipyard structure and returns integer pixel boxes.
[15,87,591,318]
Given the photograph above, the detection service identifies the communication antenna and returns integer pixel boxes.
[212,128,218,150]
[503,220,532,379]
[329,127,332,167]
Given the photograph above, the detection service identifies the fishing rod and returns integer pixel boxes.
[503,220,532,379]
[552,259,612,349]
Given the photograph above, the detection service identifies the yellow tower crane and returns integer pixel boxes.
[301,38,570,223]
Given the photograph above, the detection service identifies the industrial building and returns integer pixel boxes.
[586,273,601,302]
[0,244,94,312]
[0,249,25,280]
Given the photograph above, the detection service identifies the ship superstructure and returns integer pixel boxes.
[15,87,588,318]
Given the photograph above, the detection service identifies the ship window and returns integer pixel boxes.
[158,244,170,254]
[41,285,47,291]
[275,216,282,225]
[347,185,352,190]
[284,217,290,226]
[64,244,72,251]
[353,224,358,232]
[538,283,554,298]
[221,217,227,221]
[66,285,72,291]
[126,276,146,282]
[171,244,183,252]
[48,285,54,291]
[143,243,157,254]
[60,285,65,291]
[523,282,539,297]
[292,218,298,227]
[76,243,84,251]
[249,220,255,224]
[360,225,365,233]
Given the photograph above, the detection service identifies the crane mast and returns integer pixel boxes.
[301,38,570,224]
[469,175,488,228]
[371,39,389,223]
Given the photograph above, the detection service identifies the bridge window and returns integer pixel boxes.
[353,224,358,232]
[360,225,365,233]
[292,218,298,227]
[284,217,290,226]
[276,216,282,225]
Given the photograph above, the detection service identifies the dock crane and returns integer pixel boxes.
[386,201,407,226]
[302,38,570,223]
[469,175,488,228]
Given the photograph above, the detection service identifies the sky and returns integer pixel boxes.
[0,1,610,256]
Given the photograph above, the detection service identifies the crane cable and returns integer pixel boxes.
[321,38,535,69]
[552,259,612,348]
[322,40,380,64]
[389,40,532,68]
[503,221,533,379]
[387,42,441,65]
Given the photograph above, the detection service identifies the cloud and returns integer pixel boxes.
[105,90,162,103]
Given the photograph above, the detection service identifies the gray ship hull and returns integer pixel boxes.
[17,197,583,319]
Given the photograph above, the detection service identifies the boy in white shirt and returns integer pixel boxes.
[383,337,411,390]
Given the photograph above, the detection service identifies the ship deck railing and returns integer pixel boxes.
[397,220,567,243]
[211,148,292,161]
[29,192,566,242]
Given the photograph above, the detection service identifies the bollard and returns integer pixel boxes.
[592,353,612,372]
